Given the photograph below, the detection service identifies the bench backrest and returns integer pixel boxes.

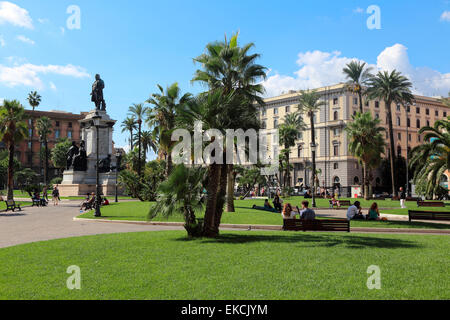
[417,201,445,207]
[6,200,15,206]
[283,219,350,232]
[329,200,352,206]
[409,210,450,221]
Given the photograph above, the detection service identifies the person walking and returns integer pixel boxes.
[52,185,60,206]
[399,187,407,209]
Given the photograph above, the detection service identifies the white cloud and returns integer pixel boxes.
[0,63,90,89]
[37,18,48,24]
[0,34,5,47]
[49,81,57,91]
[16,35,35,45]
[262,43,450,97]
[441,11,450,21]
[60,27,65,35]
[0,1,33,29]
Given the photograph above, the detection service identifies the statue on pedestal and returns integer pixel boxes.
[73,141,88,172]
[66,142,79,170]
[91,74,106,111]
[98,154,112,173]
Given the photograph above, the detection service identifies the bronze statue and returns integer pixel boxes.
[73,141,88,171]
[98,154,112,173]
[91,74,106,111]
[66,141,79,170]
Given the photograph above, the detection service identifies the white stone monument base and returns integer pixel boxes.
[59,183,120,197]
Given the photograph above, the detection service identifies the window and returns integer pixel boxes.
[333,128,340,136]
[285,106,290,113]
[375,101,379,108]
[55,121,60,127]
[333,111,338,121]
[396,104,401,112]
[273,108,278,115]
[416,107,420,114]
[444,111,447,117]
[408,134,412,142]
[68,131,73,139]
[418,135,421,142]
[416,119,421,128]
[297,132,303,139]
[435,110,439,117]
[396,117,401,126]
[375,113,379,119]
[334,177,340,184]
[333,98,339,105]
[353,110,357,116]
[376,177,381,185]
[353,98,358,105]
[407,105,410,113]
[426,120,430,127]
[354,176,360,184]
[334,163,339,170]
[426,109,430,115]
[273,120,278,128]
[297,146,303,158]
[407,118,411,127]
[397,145,402,156]
[55,130,60,139]
[365,101,369,107]
[333,145,339,156]
[29,128,33,137]
[262,108,267,117]
[28,142,32,149]
[68,122,73,128]
[398,133,401,141]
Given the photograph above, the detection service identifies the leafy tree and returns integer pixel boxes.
[149,165,206,237]
[0,100,28,200]
[35,116,53,186]
[15,168,38,193]
[345,112,386,199]
[51,138,72,175]
[0,151,21,191]
[366,70,414,197]
[237,166,267,197]
[409,117,450,198]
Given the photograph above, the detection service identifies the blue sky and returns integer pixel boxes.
[1,0,449,158]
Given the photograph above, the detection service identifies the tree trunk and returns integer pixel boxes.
[386,100,397,197]
[7,144,15,201]
[203,164,221,237]
[130,129,134,151]
[359,91,365,197]
[138,122,142,178]
[44,140,48,186]
[214,163,228,232]
[363,163,369,200]
[166,152,173,178]
[226,164,235,212]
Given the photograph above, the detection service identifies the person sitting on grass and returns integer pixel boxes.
[300,201,316,221]
[102,197,110,206]
[281,203,299,220]
[346,201,364,221]
[273,195,283,213]
[252,199,278,213]
[367,202,381,221]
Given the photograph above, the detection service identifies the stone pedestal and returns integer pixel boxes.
[59,110,121,197]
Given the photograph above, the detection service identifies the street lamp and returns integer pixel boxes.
[310,142,317,208]
[92,113,102,218]
[115,150,122,203]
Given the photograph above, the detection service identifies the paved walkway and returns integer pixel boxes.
[0,202,183,249]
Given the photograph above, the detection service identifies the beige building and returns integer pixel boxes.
[260,83,449,196]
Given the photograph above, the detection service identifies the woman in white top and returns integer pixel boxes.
[281,203,299,220]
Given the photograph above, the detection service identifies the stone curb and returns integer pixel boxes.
[73,218,450,235]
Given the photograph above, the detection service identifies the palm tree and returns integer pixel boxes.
[366,70,414,197]
[279,113,305,189]
[0,100,28,200]
[345,112,386,200]
[410,116,450,197]
[27,91,41,167]
[121,116,137,152]
[146,83,192,177]
[192,32,267,213]
[35,117,53,186]
[128,103,148,178]
[297,90,326,204]
[343,61,372,113]
[138,130,158,163]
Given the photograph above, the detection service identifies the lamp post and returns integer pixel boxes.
[405,102,413,197]
[92,114,102,218]
[115,151,122,203]
[310,142,317,208]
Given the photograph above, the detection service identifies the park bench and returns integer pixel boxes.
[5,200,22,212]
[32,198,41,207]
[417,201,445,208]
[408,210,450,222]
[329,200,352,209]
[283,218,350,232]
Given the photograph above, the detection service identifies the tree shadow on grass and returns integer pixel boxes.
[174,232,424,250]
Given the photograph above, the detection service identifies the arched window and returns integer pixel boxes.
[354,176,360,185]
[274,119,278,128]
[397,117,401,126]
[376,177,381,185]
[334,111,339,121]
[334,176,340,184]
[397,145,402,157]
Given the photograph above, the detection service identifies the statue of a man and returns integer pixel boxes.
[66,141,79,170]
[73,141,88,171]
[91,74,106,111]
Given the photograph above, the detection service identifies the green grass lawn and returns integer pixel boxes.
[0,230,448,300]
[78,200,450,230]
[0,201,32,211]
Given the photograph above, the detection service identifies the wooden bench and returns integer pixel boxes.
[417,201,445,208]
[283,219,350,232]
[5,200,22,212]
[32,198,41,207]
[408,210,450,222]
[329,200,352,209]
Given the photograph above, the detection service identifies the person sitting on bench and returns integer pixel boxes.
[281,203,299,220]
[347,201,364,221]
[299,201,316,221]
[330,195,341,209]
[80,193,96,211]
